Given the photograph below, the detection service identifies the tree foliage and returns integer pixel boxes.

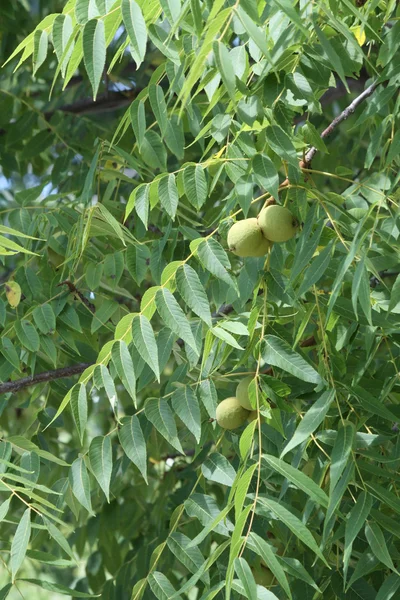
[0,0,400,598]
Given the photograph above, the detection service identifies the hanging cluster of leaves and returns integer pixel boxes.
[0,0,400,598]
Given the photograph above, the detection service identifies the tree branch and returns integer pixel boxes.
[1,81,380,398]
[304,80,379,165]
[0,363,92,396]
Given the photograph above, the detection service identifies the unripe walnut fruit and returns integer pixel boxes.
[257,205,298,243]
[227,218,271,257]
[236,376,254,410]
[215,397,249,430]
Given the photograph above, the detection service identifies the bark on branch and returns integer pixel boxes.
[304,80,379,165]
[0,363,92,396]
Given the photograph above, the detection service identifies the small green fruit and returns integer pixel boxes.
[236,376,254,410]
[227,218,271,257]
[248,410,258,422]
[258,205,298,243]
[215,397,249,430]
[252,565,274,587]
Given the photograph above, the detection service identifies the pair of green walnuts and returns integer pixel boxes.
[227,204,298,257]
[216,376,258,430]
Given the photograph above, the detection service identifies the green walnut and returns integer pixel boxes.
[227,218,271,257]
[248,410,258,422]
[215,397,249,430]
[236,376,255,410]
[257,205,298,243]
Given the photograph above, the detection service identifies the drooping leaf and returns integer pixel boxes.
[82,19,106,100]
[118,415,147,482]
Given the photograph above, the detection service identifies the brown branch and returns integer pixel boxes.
[58,280,95,313]
[43,90,135,120]
[0,363,92,396]
[304,80,379,165]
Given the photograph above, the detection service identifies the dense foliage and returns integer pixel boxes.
[0,0,400,598]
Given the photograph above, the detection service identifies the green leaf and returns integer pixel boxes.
[234,558,257,600]
[82,19,106,100]
[198,379,218,419]
[234,463,257,521]
[262,454,329,507]
[172,387,201,443]
[302,122,328,153]
[201,452,236,487]
[265,125,299,169]
[388,274,400,312]
[183,165,208,209]
[176,264,212,327]
[330,422,354,493]
[235,7,272,64]
[1,337,20,371]
[88,435,112,501]
[252,154,279,200]
[343,490,372,581]
[211,326,243,350]
[213,41,236,103]
[148,572,181,600]
[195,238,235,288]
[187,502,234,548]
[33,30,48,74]
[118,415,147,482]
[350,385,399,423]
[156,288,198,354]
[140,131,167,170]
[231,580,279,600]
[14,320,40,352]
[19,580,97,597]
[257,497,329,566]
[297,242,334,297]
[149,84,168,135]
[144,398,183,454]
[126,184,150,228]
[314,21,349,90]
[376,573,400,600]
[52,14,74,77]
[94,364,118,416]
[42,517,76,562]
[167,532,209,585]
[32,304,56,334]
[352,255,372,324]
[0,498,11,522]
[91,299,119,333]
[248,532,292,600]
[10,508,31,581]
[281,390,335,458]
[160,0,181,25]
[158,174,179,221]
[0,584,12,599]
[131,315,160,381]
[111,340,136,404]
[69,457,93,514]
[121,0,147,67]
[70,383,88,445]
[365,522,397,573]
[261,335,322,385]
[271,0,309,36]
[130,98,146,149]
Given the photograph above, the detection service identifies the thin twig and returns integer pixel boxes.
[304,80,379,165]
